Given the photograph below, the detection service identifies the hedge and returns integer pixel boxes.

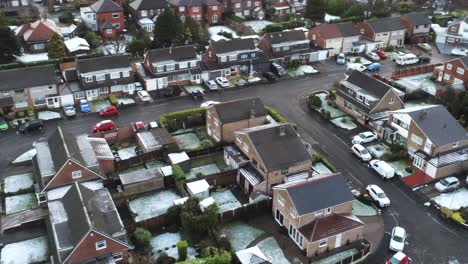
[265,106,287,123]
[158,108,206,130]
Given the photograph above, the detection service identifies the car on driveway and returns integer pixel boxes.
[137,90,151,102]
[336,53,346,65]
[369,159,395,179]
[418,55,431,64]
[365,52,380,61]
[18,120,44,134]
[263,72,277,82]
[204,80,218,91]
[386,252,412,264]
[63,104,76,117]
[271,62,286,77]
[352,131,377,144]
[351,144,372,161]
[367,62,382,72]
[92,120,115,133]
[416,43,432,51]
[435,176,460,192]
[0,117,8,130]
[200,101,220,108]
[366,184,390,207]
[347,63,366,72]
[374,50,387,60]
[389,226,407,252]
[79,99,91,113]
[190,90,204,100]
[215,77,230,88]
[99,105,119,117]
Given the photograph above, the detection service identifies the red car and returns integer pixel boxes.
[99,106,119,117]
[92,120,115,133]
[374,50,387,60]
[386,252,412,264]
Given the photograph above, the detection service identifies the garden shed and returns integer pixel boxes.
[186,179,210,200]
[119,167,164,195]
[168,152,190,172]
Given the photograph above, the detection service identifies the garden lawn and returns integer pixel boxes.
[184,85,205,93]
[90,99,111,112]
[312,248,358,264]
[191,153,228,171]
[128,189,181,222]
[314,92,346,119]
[256,237,290,264]
[150,232,197,260]
[211,190,242,213]
[431,189,468,210]
[221,222,265,251]
[186,164,221,180]
[4,173,34,194]
[0,236,48,264]
[243,20,272,33]
[174,133,202,150]
[208,26,239,41]
[5,193,36,215]
[330,116,357,130]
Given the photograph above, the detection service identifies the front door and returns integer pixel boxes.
[46,97,60,108]
[86,89,99,100]
[335,233,342,248]
[275,209,284,226]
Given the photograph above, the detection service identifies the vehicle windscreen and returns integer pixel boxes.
[440,179,449,186]
[359,134,366,139]
[393,235,404,243]
[377,192,387,199]
[361,149,369,155]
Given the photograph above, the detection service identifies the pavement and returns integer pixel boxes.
[1,52,466,263]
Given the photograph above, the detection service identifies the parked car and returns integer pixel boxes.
[200,101,220,108]
[135,82,143,91]
[386,252,412,264]
[263,72,277,82]
[190,90,204,100]
[336,53,346,65]
[351,144,372,161]
[204,80,218,91]
[374,50,387,60]
[367,63,382,72]
[137,90,151,102]
[79,99,91,113]
[347,63,366,72]
[92,120,115,133]
[416,43,432,51]
[99,105,119,117]
[395,53,419,66]
[389,226,407,252]
[369,160,395,179]
[366,184,391,207]
[62,104,76,117]
[271,62,286,77]
[365,52,380,61]
[18,120,44,134]
[215,77,230,88]
[418,55,431,64]
[352,131,377,144]
[0,117,8,131]
[435,176,460,192]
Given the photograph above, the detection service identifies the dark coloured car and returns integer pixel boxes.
[263,72,277,82]
[418,55,431,64]
[18,120,44,134]
[190,90,204,100]
[271,62,286,77]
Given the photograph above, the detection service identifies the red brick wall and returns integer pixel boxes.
[97,11,125,38]
[206,5,223,24]
[308,27,327,49]
[400,16,413,35]
[441,59,468,86]
[257,36,270,51]
[203,45,217,62]
[45,160,102,190]
[356,22,374,41]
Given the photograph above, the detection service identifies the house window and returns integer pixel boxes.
[326,207,331,214]
[167,64,175,71]
[282,46,290,51]
[220,56,227,62]
[179,62,188,69]
[444,74,450,81]
[34,98,46,106]
[290,208,297,218]
[180,6,185,11]
[229,55,237,61]
[96,240,107,250]
[14,89,25,95]
[72,170,82,179]
[255,1,259,6]
[247,1,251,6]
[281,168,288,174]
[113,253,123,261]
[85,76,93,83]
[96,74,105,81]
[319,239,327,248]
[122,71,130,77]
[277,194,285,206]
[450,26,457,32]
[446,63,452,70]
[212,5,218,10]
[157,65,164,72]
[251,53,256,58]
[360,28,365,34]
[112,12,119,18]
[241,54,248,59]
[75,91,84,99]
[235,3,241,8]
[410,134,423,145]
[193,6,199,12]
[456,67,465,75]
[356,94,363,102]
[110,72,120,79]
[389,97,395,104]
[99,87,109,94]
[106,29,113,34]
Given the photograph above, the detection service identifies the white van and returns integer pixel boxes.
[369,160,395,179]
[395,53,419,66]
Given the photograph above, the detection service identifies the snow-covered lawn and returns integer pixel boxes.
[352,200,377,216]
[117,97,136,105]
[211,190,242,213]
[129,189,182,222]
[298,65,319,74]
[5,193,36,215]
[243,20,272,33]
[174,133,202,150]
[186,164,221,180]
[431,189,468,210]
[366,143,389,159]
[221,222,265,251]
[324,13,341,22]
[286,68,305,77]
[314,92,347,119]
[312,162,333,175]
[394,73,437,95]
[12,149,37,164]
[150,232,197,260]
[404,100,431,108]
[38,111,61,120]
[0,236,48,264]
[313,248,358,264]
[117,146,138,160]
[208,26,239,42]
[3,173,34,194]
[15,53,49,63]
[330,116,357,130]
[387,160,413,177]
[256,237,290,264]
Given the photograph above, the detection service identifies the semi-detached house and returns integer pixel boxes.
[309,22,364,54]
[432,55,468,89]
[401,12,432,44]
[80,0,125,39]
[170,0,223,24]
[129,0,170,32]
[356,17,406,48]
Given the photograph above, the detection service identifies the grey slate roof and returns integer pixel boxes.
[346,70,392,98]
[0,65,57,92]
[146,45,197,63]
[212,97,267,124]
[212,38,256,54]
[129,0,169,10]
[284,173,354,215]
[77,54,130,73]
[404,12,432,26]
[458,55,468,68]
[90,0,123,13]
[266,30,306,45]
[367,17,406,33]
[408,105,467,146]
[245,124,312,171]
[336,22,360,37]
[100,20,115,30]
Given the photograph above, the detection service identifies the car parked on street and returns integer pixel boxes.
[204,80,218,91]
[137,90,151,102]
[435,177,460,192]
[351,144,372,161]
[18,120,44,134]
[418,55,431,64]
[99,105,119,117]
[347,63,367,72]
[366,184,391,207]
[263,72,277,82]
[336,53,346,65]
[389,226,407,252]
[63,104,76,117]
[395,53,419,66]
[215,77,230,88]
[190,90,204,100]
[271,62,286,77]
[79,99,91,113]
[367,63,382,72]
[369,160,395,179]
[374,50,387,60]
[365,52,380,61]
[200,101,220,108]
[352,131,377,144]
[0,117,9,131]
[416,43,432,51]
[386,252,412,264]
[92,120,115,133]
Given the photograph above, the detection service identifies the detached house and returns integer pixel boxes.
[201,38,269,80]
[309,22,362,54]
[129,0,170,32]
[170,0,223,24]
[432,55,468,88]
[47,182,133,263]
[335,70,404,126]
[434,16,468,47]
[206,97,267,142]
[138,45,201,91]
[357,17,406,48]
[75,54,135,101]
[401,12,432,44]
[272,173,364,257]
[80,0,124,38]
[16,18,60,52]
[234,123,312,195]
[388,105,468,182]
[229,0,264,19]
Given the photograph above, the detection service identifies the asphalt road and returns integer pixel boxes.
[1,58,466,263]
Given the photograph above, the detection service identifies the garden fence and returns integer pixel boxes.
[391,64,441,80]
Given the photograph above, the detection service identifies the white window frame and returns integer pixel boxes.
[446,63,452,70]
[110,72,120,79]
[96,240,107,250]
[122,71,130,77]
[290,208,297,218]
[444,74,450,80]
[85,76,93,83]
[389,97,395,104]
[229,54,237,61]
[277,194,285,206]
[96,74,105,81]
[157,65,164,72]
[99,87,109,94]
[75,91,85,99]
[179,6,185,11]
[235,3,241,8]
[112,12,119,18]
[166,64,175,71]
[72,170,82,179]
[319,239,327,248]
[106,29,113,34]
[192,6,199,12]
[456,67,465,75]
[410,134,423,145]
[212,5,217,10]
[326,207,331,214]
[179,61,188,69]
[113,252,123,261]
[220,56,227,62]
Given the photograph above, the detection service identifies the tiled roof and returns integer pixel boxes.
[212,38,257,54]
[316,24,341,39]
[336,22,360,37]
[366,17,406,33]
[130,0,169,10]
[299,214,364,242]
[91,0,123,13]
[76,54,130,73]
[23,20,58,42]
[345,70,392,99]
[146,45,197,63]
[404,12,432,26]
[212,97,267,124]
[0,65,57,92]
[266,30,307,45]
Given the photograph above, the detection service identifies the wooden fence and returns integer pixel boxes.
[115,151,163,171]
[219,198,271,222]
[391,64,441,80]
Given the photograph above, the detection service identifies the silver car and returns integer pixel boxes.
[63,104,76,117]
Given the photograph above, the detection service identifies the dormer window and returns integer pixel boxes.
[229,55,237,61]
[167,64,175,71]
[157,65,164,72]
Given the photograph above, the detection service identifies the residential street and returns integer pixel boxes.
[1,59,466,263]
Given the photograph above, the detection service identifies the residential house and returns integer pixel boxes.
[0,65,63,114]
[401,12,432,44]
[80,0,125,39]
[33,127,105,203]
[356,17,406,48]
[234,123,312,194]
[16,18,60,52]
[272,173,364,257]
[64,37,91,57]
[258,30,326,64]
[206,97,267,142]
[432,55,468,88]
[335,70,404,126]
[138,45,201,91]
[0,0,34,18]
[434,16,468,47]
[229,0,264,19]
[75,54,135,101]
[336,22,367,53]
[129,0,170,32]
[201,38,269,80]
[47,182,132,263]
[387,105,468,181]
[170,0,223,24]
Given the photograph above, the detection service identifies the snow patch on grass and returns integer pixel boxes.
[243,20,272,33]
[211,190,242,213]
[387,160,412,177]
[431,189,468,210]
[129,189,182,222]
[312,162,333,175]
[174,133,202,150]
[312,248,358,264]
[12,149,37,164]
[208,26,239,41]
[5,193,36,215]
[4,173,34,194]
[314,93,346,119]
[366,143,389,159]
[150,232,197,260]
[330,116,357,130]
[352,200,377,216]
[256,237,290,264]
[0,236,48,264]
[221,222,265,251]
[186,164,221,180]
[38,111,61,120]
[15,53,49,63]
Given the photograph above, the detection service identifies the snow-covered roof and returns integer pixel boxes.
[186,179,210,195]
[46,180,104,201]
[64,37,90,53]
[87,137,114,160]
[160,165,173,176]
[168,152,190,164]
[235,246,270,264]
[58,24,77,35]
[76,134,99,167]
[119,167,163,185]
[138,18,154,25]
[199,197,215,210]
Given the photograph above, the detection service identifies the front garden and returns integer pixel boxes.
[0,236,49,264]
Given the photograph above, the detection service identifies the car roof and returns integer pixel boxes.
[444,177,459,182]
[369,184,383,193]
[361,131,374,136]
[353,144,366,150]
[393,226,406,235]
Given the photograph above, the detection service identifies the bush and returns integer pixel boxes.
[58,11,74,24]
[354,57,361,63]
[290,59,301,70]
[172,164,186,193]
[180,198,219,239]
[217,31,233,39]
[451,212,466,224]
[200,139,213,149]
[109,94,118,105]
[177,240,188,261]
[132,227,152,254]
[441,207,454,218]
[384,46,395,52]
[265,106,287,123]
[166,205,182,226]
[216,236,231,252]
[155,252,176,264]
[17,111,25,118]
